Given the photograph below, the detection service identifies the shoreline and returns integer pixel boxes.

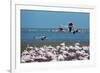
[21,41,89,52]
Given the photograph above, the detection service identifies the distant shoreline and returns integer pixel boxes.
[21,28,89,32]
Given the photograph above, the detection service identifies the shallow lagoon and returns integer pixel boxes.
[21,28,89,51]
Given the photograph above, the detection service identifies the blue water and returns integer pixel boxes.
[21,28,89,43]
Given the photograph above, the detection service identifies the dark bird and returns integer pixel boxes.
[68,23,74,32]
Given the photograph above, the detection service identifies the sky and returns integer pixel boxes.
[21,10,89,28]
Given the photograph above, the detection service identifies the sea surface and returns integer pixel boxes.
[21,28,89,44]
